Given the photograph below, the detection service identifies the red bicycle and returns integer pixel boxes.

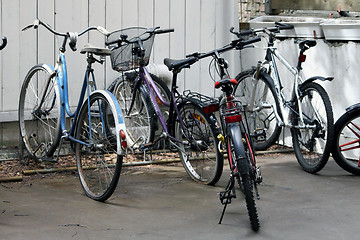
[332,104,360,175]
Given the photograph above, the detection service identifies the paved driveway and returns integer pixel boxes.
[1,153,359,240]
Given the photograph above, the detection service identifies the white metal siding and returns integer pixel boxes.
[0,0,239,145]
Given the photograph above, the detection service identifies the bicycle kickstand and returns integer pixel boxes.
[218,177,236,224]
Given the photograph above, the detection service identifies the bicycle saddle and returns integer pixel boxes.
[215,78,237,89]
[80,43,111,56]
[164,57,198,71]
[299,40,316,51]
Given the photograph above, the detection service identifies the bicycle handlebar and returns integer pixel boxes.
[168,36,261,72]
[0,37,7,50]
[105,27,174,46]
[229,23,294,39]
[23,19,111,51]
[155,28,175,34]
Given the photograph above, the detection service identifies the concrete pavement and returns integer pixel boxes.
[1,153,359,240]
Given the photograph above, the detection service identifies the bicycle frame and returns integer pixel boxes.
[252,47,317,130]
[39,52,101,147]
[134,66,191,145]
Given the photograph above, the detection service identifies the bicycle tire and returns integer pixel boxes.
[291,82,334,173]
[75,91,123,201]
[227,125,260,231]
[234,68,281,151]
[332,106,360,175]
[109,74,157,150]
[18,64,61,161]
[142,73,171,140]
[174,102,223,185]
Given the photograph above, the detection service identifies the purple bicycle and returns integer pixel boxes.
[106,27,224,185]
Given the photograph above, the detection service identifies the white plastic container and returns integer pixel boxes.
[249,16,325,39]
[320,19,360,40]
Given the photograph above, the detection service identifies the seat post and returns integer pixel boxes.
[166,70,180,135]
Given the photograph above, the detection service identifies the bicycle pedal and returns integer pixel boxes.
[40,157,58,163]
[139,142,153,152]
[261,102,272,109]
[219,191,236,204]
[251,129,266,141]
[256,166,263,184]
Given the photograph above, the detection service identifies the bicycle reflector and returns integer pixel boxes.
[203,103,219,113]
[299,54,306,63]
[224,114,242,123]
[120,129,127,149]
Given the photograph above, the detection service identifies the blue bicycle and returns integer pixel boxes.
[18,19,127,201]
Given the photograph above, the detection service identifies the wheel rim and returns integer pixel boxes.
[19,67,60,159]
[234,71,279,150]
[175,105,219,184]
[114,80,152,149]
[76,94,120,200]
[294,87,329,167]
[337,117,360,169]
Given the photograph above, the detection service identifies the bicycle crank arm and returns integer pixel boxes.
[286,124,317,129]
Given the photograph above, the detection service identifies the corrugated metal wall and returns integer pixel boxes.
[0,0,240,146]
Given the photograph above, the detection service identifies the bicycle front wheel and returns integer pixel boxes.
[227,125,260,231]
[174,103,223,185]
[75,91,122,201]
[291,82,334,173]
[332,106,360,175]
[18,64,61,161]
[234,68,281,151]
[110,75,156,150]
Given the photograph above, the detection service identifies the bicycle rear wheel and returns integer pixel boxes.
[332,106,360,175]
[75,91,122,201]
[110,75,156,150]
[18,64,61,161]
[291,82,334,173]
[234,68,281,151]
[174,103,223,185]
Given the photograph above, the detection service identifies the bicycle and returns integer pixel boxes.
[106,27,224,185]
[332,103,360,175]
[169,36,262,230]
[19,19,127,201]
[107,68,171,151]
[0,36,7,50]
[232,23,334,173]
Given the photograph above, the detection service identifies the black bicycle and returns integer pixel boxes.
[166,35,262,230]
[0,37,7,50]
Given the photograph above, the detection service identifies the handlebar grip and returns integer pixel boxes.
[186,52,200,58]
[97,26,111,36]
[275,22,294,30]
[238,29,254,36]
[237,37,261,48]
[105,39,118,46]
[155,28,174,34]
[0,37,7,50]
[68,32,78,52]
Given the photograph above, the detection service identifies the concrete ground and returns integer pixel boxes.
[1,153,359,240]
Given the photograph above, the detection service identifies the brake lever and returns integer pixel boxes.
[229,27,240,38]
[22,19,40,31]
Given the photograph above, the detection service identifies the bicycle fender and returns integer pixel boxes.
[302,76,334,86]
[229,124,249,174]
[93,90,127,156]
[259,68,276,90]
[345,103,360,113]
